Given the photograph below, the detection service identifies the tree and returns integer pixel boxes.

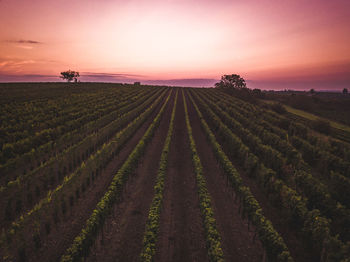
[60,70,80,82]
[343,88,348,94]
[215,74,246,90]
[310,89,315,94]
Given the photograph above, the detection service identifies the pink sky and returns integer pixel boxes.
[0,0,350,89]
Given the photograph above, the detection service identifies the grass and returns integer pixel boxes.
[261,100,350,133]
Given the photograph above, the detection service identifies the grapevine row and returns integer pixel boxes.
[183,90,225,262]
[0,87,136,165]
[187,91,293,262]
[190,89,349,260]
[140,89,178,261]
[198,90,350,240]
[0,88,163,227]
[0,87,152,182]
[0,85,135,143]
[0,88,169,261]
[209,90,350,207]
[0,87,121,144]
[60,89,172,262]
[212,90,350,175]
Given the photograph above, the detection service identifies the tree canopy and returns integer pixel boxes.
[60,70,80,82]
[215,74,247,90]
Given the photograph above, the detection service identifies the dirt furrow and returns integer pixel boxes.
[86,89,175,262]
[222,156,318,262]
[186,90,264,261]
[28,90,170,262]
[154,89,209,262]
[192,91,317,262]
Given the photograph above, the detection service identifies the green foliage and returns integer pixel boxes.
[303,209,330,247]
[183,90,225,262]
[60,90,172,262]
[60,70,80,82]
[215,74,246,90]
[2,83,350,261]
[140,90,178,262]
[191,88,350,260]
[312,118,331,135]
[188,91,293,261]
[264,89,350,127]
[2,143,15,159]
[0,88,168,259]
[270,103,287,114]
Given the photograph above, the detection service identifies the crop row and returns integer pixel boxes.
[0,85,133,144]
[0,87,152,179]
[60,89,172,262]
[209,90,350,207]
[199,90,350,242]
[0,88,169,261]
[183,90,225,262]
[1,87,158,189]
[0,88,164,227]
[191,90,350,260]
[0,87,135,163]
[188,90,293,262]
[197,89,350,239]
[211,90,350,172]
[0,88,113,140]
[140,89,178,261]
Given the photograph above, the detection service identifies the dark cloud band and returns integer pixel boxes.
[4,39,42,44]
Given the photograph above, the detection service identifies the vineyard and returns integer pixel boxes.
[0,83,349,262]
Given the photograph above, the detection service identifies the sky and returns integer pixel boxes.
[0,0,350,90]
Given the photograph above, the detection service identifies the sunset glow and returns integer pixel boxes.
[1,0,350,89]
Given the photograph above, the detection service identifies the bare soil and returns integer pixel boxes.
[154,90,209,262]
[5,87,318,262]
[229,160,319,262]
[185,90,263,261]
[191,92,318,262]
[23,91,170,262]
[86,90,175,262]
[0,90,157,231]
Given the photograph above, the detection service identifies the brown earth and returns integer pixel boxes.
[0,89,157,231]
[191,91,318,262]
[22,90,170,262]
[185,90,263,261]
[86,89,175,262]
[227,156,319,262]
[154,89,209,262]
[5,86,315,262]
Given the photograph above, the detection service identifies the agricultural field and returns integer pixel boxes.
[0,83,350,262]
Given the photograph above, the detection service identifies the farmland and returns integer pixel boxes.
[1,83,350,262]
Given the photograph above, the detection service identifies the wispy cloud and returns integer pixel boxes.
[0,73,58,82]
[15,45,34,49]
[143,78,218,87]
[0,58,36,73]
[2,39,42,49]
[81,72,144,78]
[0,59,36,67]
[5,39,42,44]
